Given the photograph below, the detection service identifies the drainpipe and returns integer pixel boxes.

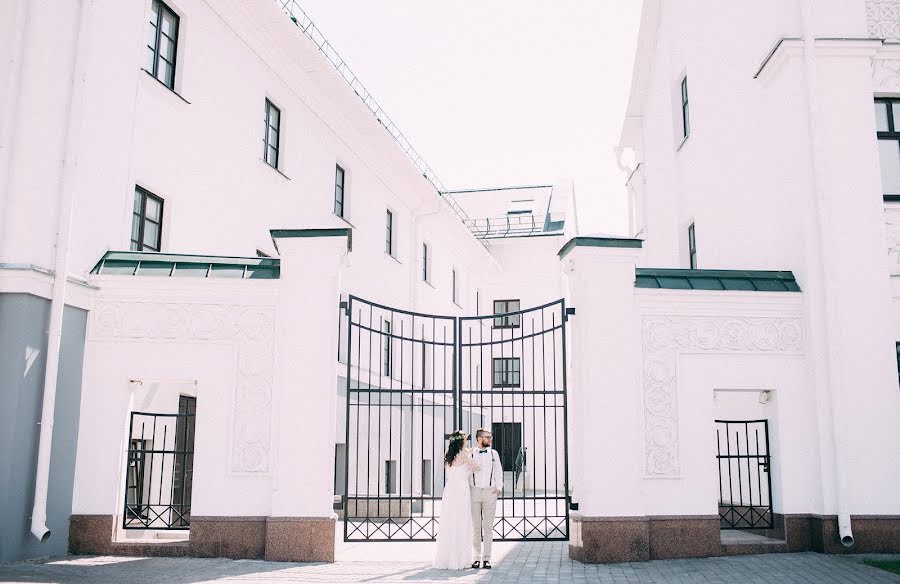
[0,0,29,245]
[799,0,853,548]
[30,0,89,542]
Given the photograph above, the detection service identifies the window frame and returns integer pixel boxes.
[384,460,397,495]
[688,222,697,269]
[147,0,180,90]
[383,319,392,377]
[334,164,346,218]
[493,299,521,329]
[385,209,394,256]
[492,357,522,388]
[895,341,900,389]
[875,98,900,198]
[452,268,459,306]
[421,459,433,495]
[680,75,690,140]
[422,242,430,282]
[131,186,164,252]
[263,99,281,169]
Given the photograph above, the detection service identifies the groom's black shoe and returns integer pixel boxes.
[482,561,492,569]
[471,561,481,569]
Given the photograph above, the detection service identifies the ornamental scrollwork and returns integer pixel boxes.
[641,316,802,476]
[91,301,275,473]
[867,0,900,40]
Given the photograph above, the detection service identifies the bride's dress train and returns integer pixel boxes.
[432,456,474,569]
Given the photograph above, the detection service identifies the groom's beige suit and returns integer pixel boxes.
[470,448,504,562]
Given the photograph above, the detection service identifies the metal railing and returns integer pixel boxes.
[464,213,551,239]
[273,0,472,225]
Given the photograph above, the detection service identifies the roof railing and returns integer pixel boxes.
[463,213,562,239]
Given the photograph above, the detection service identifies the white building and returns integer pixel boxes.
[0,0,897,564]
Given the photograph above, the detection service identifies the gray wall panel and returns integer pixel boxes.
[0,294,86,562]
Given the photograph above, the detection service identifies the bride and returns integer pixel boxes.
[432,430,478,569]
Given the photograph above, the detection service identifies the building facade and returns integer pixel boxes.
[0,0,897,565]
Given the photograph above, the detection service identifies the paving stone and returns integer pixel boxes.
[1,544,899,583]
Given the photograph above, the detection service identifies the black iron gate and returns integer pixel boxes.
[715,419,773,529]
[123,402,196,530]
[342,296,569,541]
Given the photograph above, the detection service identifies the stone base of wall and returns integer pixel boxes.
[570,515,719,563]
[68,515,335,562]
[264,517,335,562]
[570,514,900,564]
[191,517,267,559]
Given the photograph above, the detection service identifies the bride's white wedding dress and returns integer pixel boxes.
[432,453,475,569]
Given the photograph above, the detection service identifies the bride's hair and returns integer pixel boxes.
[444,431,468,466]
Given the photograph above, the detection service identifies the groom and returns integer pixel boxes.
[470,428,503,569]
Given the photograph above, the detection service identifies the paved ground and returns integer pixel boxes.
[2,543,899,584]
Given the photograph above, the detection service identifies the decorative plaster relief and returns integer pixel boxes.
[867,1,900,41]
[641,316,802,477]
[873,58,900,92]
[885,205,900,266]
[91,302,276,473]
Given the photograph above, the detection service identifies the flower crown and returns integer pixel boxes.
[449,430,468,443]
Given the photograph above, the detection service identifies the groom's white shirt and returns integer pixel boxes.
[471,448,503,490]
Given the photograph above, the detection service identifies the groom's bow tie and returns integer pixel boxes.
[478,449,488,453]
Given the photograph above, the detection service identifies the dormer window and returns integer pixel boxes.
[507,199,534,215]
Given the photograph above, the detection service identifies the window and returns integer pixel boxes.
[125,438,150,519]
[492,358,521,388]
[493,299,521,328]
[508,199,534,215]
[385,460,397,494]
[263,99,281,168]
[385,210,394,256]
[476,290,481,316]
[383,320,392,376]
[452,269,459,305]
[172,395,196,527]
[422,243,430,282]
[334,164,345,217]
[896,342,900,389]
[422,459,433,496]
[131,186,163,252]
[146,0,179,89]
[688,223,697,269]
[875,98,900,196]
[680,76,690,139]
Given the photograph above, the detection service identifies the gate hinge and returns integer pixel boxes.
[339,300,348,315]
[565,307,575,321]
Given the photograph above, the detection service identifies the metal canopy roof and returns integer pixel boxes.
[91,251,280,279]
[635,269,800,292]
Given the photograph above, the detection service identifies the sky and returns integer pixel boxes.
[294,2,643,236]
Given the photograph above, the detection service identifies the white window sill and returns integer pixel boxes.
[422,280,436,289]
[334,213,355,228]
[676,134,689,152]
[260,158,290,180]
[386,253,402,265]
[141,69,191,104]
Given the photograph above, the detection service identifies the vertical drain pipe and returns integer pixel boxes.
[798,0,853,548]
[30,0,89,542]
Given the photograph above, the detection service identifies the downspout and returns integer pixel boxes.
[30,0,89,542]
[0,0,30,245]
[799,0,853,547]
